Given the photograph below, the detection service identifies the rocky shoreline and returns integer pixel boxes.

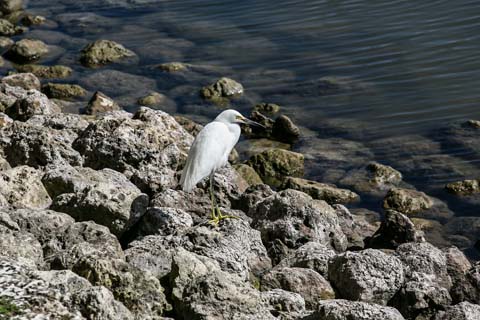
[0,0,479,319]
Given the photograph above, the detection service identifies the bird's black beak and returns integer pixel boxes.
[244,118,265,129]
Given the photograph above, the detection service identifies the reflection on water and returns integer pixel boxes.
[20,0,480,251]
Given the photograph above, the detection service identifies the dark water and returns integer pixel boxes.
[21,0,480,254]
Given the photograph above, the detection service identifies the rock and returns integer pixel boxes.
[395,242,452,289]
[247,148,304,187]
[303,299,405,320]
[130,207,193,237]
[15,64,72,79]
[0,0,22,14]
[0,225,44,269]
[6,38,49,62]
[80,39,135,67]
[174,115,203,136]
[0,18,21,36]
[383,187,434,214]
[73,107,193,194]
[282,176,359,205]
[446,179,480,195]
[42,83,87,100]
[200,77,244,101]
[262,267,334,309]
[1,72,40,90]
[0,36,13,48]
[435,302,480,320]
[20,14,46,26]
[6,88,60,121]
[275,242,336,277]
[328,249,405,305]
[253,102,280,116]
[43,165,149,236]
[157,61,187,72]
[391,272,452,319]
[4,120,82,167]
[333,204,376,250]
[262,289,306,319]
[234,163,263,186]
[367,210,424,249]
[0,165,51,209]
[450,262,480,305]
[232,183,275,215]
[247,189,348,262]
[26,113,89,133]
[83,91,120,115]
[138,91,167,106]
[73,257,170,318]
[272,114,300,143]
[445,217,480,244]
[169,249,274,319]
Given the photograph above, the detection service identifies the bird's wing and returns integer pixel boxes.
[180,122,232,192]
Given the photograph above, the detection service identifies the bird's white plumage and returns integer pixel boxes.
[180,110,242,192]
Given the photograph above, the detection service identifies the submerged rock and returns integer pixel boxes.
[6,38,49,62]
[42,83,87,100]
[80,39,136,67]
[383,187,434,215]
[272,114,301,143]
[15,64,73,79]
[157,61,188,72]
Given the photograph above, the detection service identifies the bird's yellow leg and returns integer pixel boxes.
[208,172,239,226]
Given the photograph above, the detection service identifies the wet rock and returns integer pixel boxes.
[439,120,480,161]
[446,179,480,195]
[0,18,22,36]
[282,176,359,205]
[391,272,452,319]
[247,189,348,261]
[4,120,82,167]
[5,38,49,62]
[80,39,135,67]
[237,138,291,159]
[0,36,13,48]
[262,289,306,319]
[253,102,280,116]
[247,148,304,187]
[234,163,263,186]
[83,90,120,115]
[449,262,480,305]
[272,114,301,143]
[333,204,377,250]
[137,91,176,113]
[80,69,157,96]
[435,301,480,320]
[383,187,434,214]
[43,165,149,236]
[262,267,334,309]
[15,64,72,79]
[367,210,424,249]
[169,249,274,319]
[6,88,60,121]
[157,61,188,72]
[130,206,193,237]
[73,257,170,318]
[445,217,480,246]
[395,242,452,289]
[328,249,405,305]
[303,299,405,320]
[275,242,335,277]
[73,107,192,194]
[0,225,44,269]
[200,77,244,101]
[0,165,51,209]
[42,82,87,100]
[1,72,40,90]
[20,13,46,26]
[0,0,22,14]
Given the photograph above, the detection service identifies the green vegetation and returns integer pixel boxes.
[0,297,21,318]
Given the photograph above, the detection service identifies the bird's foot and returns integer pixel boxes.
[209,207,239,226]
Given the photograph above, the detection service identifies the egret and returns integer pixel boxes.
[180,109,263,225]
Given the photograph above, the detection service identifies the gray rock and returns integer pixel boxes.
[450,262,480,305]
[6,38,49,62]
[1,73,41,90]
[262,267,335,309]
[80,40,135,67]
[132,207,193,237]
[248,189,348,261]
[6,88,60,121]
[233,183,275,215]
[44,165,148,236]
[200,77,244,100]
[367,210,425,249]
[303,299,405,320]
[333,204,376,249]
[275,242,336,277]
[4,121,82,167]
[26,113,89,133]
[328,249,405,305]
[395,242,452,289]
[0,18,22,36]
[383,188,434,215]
[282,177,359,205]
[73,107,192,194]
[0,225,44,269]
[84,91,120,115]
[262,289,306,319]
[0,165,51,209]
[435,302,480,320]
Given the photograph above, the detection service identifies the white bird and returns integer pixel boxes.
[180,109,263,225]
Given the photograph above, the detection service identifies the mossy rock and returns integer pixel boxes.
[16,64,72,79]
[247,148,304,187]
[42,83,87,100]
[234,164,263,186]
[80,40,135,67]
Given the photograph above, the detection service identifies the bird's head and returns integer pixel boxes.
[215,109,265,128]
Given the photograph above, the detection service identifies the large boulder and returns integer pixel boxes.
[435,302,480,320]
[303,299,405,320]
[6,39,49,62]
[43,165,149,236]
[0,224,44,269]
[5,88,60,121]
[450,262,480,305]
[262,289,306,319]
[328,249,405,305]
[1,73,41,90]
[73,107,193,194]
[0,165,51,209]
[80,39,136,67]
[261,267,335,309]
